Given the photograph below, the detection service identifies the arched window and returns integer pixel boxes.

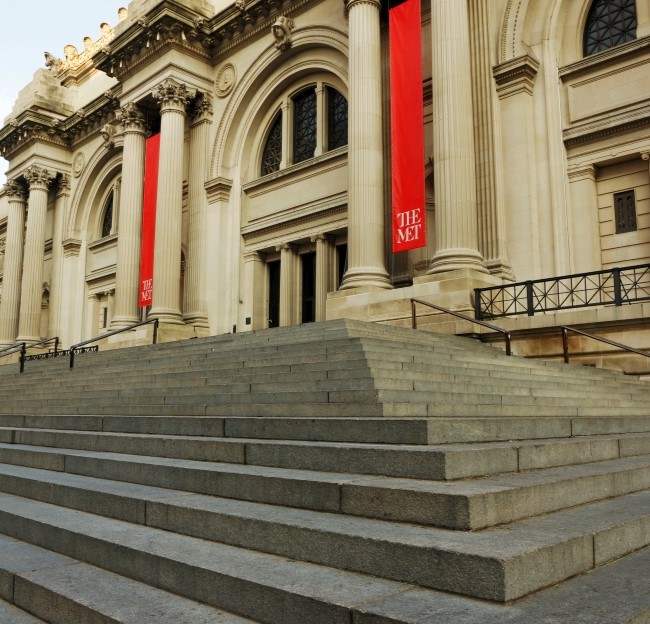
[100,190,114,238]
[261,112,283,176]
[584,0,637,56]
[259,84,347,177]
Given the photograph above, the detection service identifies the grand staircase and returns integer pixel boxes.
[0,318,649,623]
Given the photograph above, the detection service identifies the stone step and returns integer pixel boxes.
[0,599,45,624]
[0,533,259,623]
[0,442,649,530]
[2,426,649,480]
[0,464,648,603]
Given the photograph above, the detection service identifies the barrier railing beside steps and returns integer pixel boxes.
[561,326,650,365]
[410,298,512,356]
[0,337,60,373]
[69,318,159,368]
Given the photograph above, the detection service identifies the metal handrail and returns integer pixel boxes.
[0,342,26,371]
[411,298,512,356]
[21,337,60,373]
[561,325,650,365]
[69,318,160,368]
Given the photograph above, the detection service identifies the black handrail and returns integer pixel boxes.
[411,298,512,356]
[561,325,650,365]
[69,318,160,368]
[0,342,26,371]
[21,337,60,373]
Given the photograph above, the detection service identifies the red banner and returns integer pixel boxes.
[139,133,160,307]
[389,0,426,252]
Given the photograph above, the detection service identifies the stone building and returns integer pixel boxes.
[0,0,649,368]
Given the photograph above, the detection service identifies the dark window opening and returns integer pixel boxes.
[101,191,114,238]
[268,260,281,328]
[337,243,348,288]
[584,0,637,56]
[327,87,348,151]
[261,112,283,176]
[614,189,637,233]
[301,252,317,323]
[293,88,317,164]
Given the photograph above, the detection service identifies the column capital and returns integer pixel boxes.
[116,102,146,133]
[345,0,381,11]
[23,166,55,191]
[3,179,27,201]
[276,242,297,253]
[568,163,597,182]
[152,79,196,114]
[189,92,213,123]
[642,152,650,162]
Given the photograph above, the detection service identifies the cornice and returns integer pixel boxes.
[564,103,650,148]
[205,176,234,202]
[493,53,540,99]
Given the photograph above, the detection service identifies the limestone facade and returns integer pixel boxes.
[0,0,649,366]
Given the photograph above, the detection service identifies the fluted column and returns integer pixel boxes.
[468,0,513,280]
[278,243,298,327]
[48,175,70,339]
[340,0,391,290]
[428,0,486,275]
[111,102,147,328]
[183,93,213,327]
[0,180,27,344]
[17,166,55,342]
[150,79,195,324]
[312,234,335,322]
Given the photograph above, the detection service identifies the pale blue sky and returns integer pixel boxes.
[0,1,123,180]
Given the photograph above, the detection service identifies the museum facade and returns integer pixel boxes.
[0,0,649,367]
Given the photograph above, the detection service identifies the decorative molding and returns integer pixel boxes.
[493,53,540,98]
[115,101,146,133]
[215,63,237,98]
[152,79,196,112]
[242,204,346,241]
[205,177,234,202]
[563,104,650,147]
[23,165,55,191]
[272,15,294,51]
[567,164,597,182]
[3,180,27,200]
[72,152,86,178]
[100,123,117,148]
[190,92,214,121]
[62,238,82,257]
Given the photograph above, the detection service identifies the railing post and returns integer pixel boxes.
[411,300,417,329]
[153,319,159,344]
[19,343,26,373]
[526,281,534,316]
[474,289,482,320]
[54,337,59,356]
[613,268,622,306]
[70,348,76,369]
[561,327,570,364]
[504,333,512,357]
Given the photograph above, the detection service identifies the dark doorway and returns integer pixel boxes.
[268,260,280,328]
[301,252,316,323]
[337,243,348,288]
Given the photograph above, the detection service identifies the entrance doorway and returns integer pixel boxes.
[301,252,316,323]
[268,260,280,328]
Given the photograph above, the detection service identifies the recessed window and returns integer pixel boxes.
[260,84,348,177]
[584,0,637,57]
[261,112,283,176]
[614,189,637,233]
[101,191,114,238]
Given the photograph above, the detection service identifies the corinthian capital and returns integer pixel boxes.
[3,179,27,200]
[345,0,381,11]
[152,79,196,113]
[115,102,146,132]
[190,92,213,121]
[23,166,55,191]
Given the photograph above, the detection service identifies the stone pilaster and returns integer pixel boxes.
[183,93,213,327]
[243,249,266,331]
[340,0,391,291]
[47,175,70,339]
[17,166,55,343]
[428,0,486,275]
[0,180,27,344]
[468,0,514,281]
[111,102,147,328]
[150,79,195,324]
[567,163,601,272]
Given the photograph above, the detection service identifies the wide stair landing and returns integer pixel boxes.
[0,318,649,623]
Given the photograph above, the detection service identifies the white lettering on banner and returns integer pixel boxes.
[396,208,423,244]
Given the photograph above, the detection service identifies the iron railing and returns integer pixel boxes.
[475,263,650,320]
[0,338,61,373]
[411,298,512,356]
[0,342,26,371]
[69,318,159,368]
[561,326,650,365]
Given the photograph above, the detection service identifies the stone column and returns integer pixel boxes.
[150,79,195,324]
[17,166,55,343]
[468,0,513,281]
[428,0,486,275]
[568,164,601,273]
[312,234,335,322]
[111,102,147,329]
[243,250,266,331]
[183,93,213,327]
[48,175,70,339]
[340,0,391,290]
[278,243,298,327]
[0,180,27,344]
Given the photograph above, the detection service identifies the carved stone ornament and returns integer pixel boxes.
[115,102,146,132]
[235,0,245,10]
[272,16,294,51]
[191,93,214,120]
[23,165,55,190]
[100,123,117,148]
[3,179,26,200]
[152,79,196,111]
[215,63,236,98]
[72,152,86,178]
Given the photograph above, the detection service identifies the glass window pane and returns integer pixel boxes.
[584,0,637,56]
[327,87,348,151]
[293,89,317,164]
[261,112,283,176]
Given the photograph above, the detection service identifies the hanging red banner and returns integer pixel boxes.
[389,0,426,252]
[139,133,160,307]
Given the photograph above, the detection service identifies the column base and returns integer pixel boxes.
[182,312,209,328]
[484,258,516,283]
[148,308,185,325]
[340,267,392,291]
[110,315,142,331]
[427,248,488,276]
[15,335,42,345]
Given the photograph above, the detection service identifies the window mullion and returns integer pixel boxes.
[315,83,325,157]
[282,98,291,169]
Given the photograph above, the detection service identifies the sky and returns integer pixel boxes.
[0,0,124,182]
